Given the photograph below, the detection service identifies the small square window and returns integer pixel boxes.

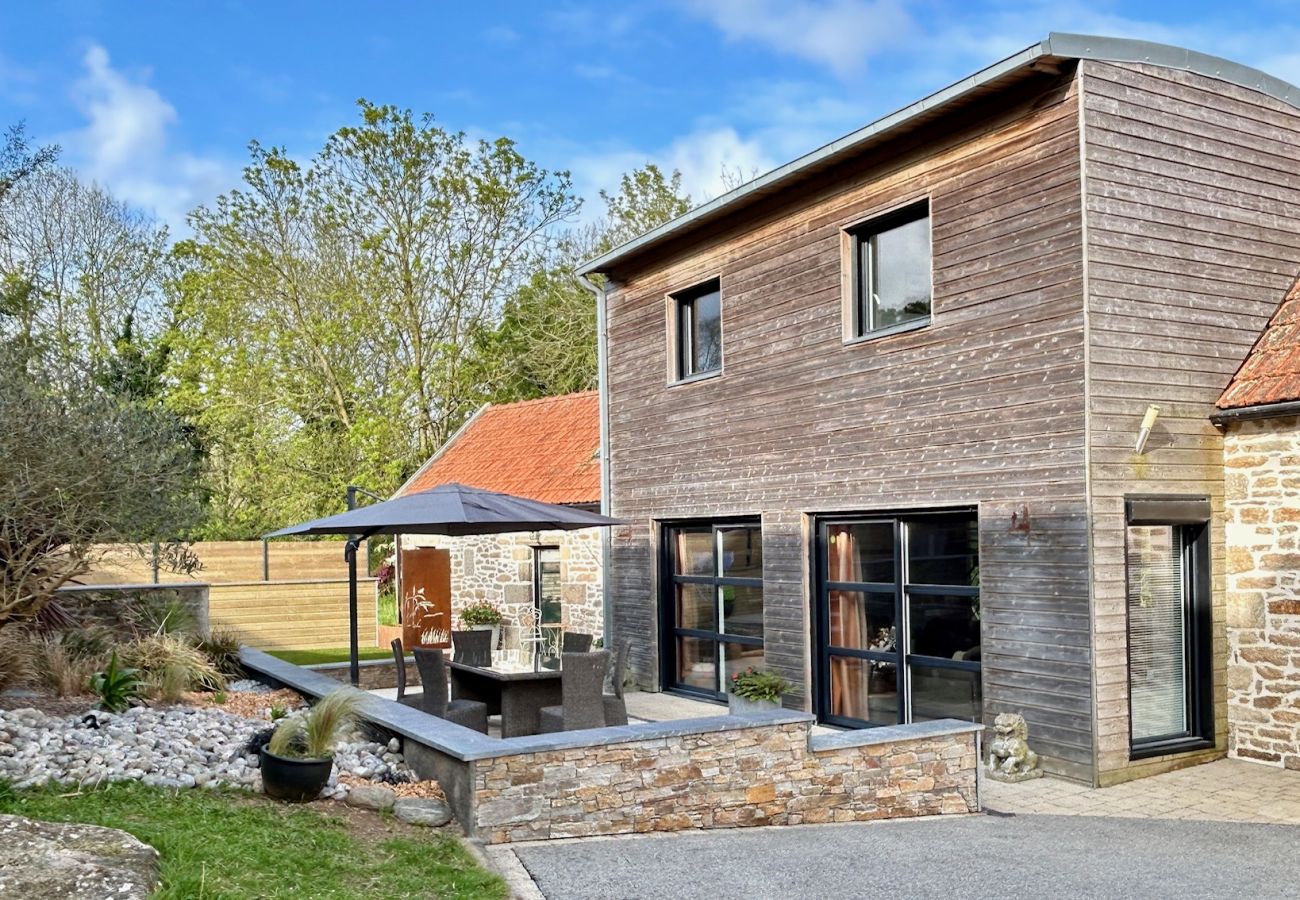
[671,280,722,380]
[848,203,932,339]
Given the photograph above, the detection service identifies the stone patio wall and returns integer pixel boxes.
[1224,417,1300,767]
[471,719,980,843]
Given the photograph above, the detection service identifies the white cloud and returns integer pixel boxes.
[680,0,916,77]
[63,44,234,235]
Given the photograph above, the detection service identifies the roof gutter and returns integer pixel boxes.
[578,32,1300,279]
[579,271,614,646]
[1210,399,1300,427]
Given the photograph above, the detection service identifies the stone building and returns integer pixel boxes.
[395,392,604,646]
[1215,276,1300,769]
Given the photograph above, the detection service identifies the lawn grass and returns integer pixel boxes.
[0,781,507,899]
[267,646,395,666]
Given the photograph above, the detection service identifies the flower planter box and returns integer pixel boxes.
[728,693,781,716]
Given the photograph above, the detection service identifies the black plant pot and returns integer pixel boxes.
[259,748,333,802]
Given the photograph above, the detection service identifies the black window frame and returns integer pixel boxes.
[812,509,980,729]
[847,201,933,341]
[659,518,763,701]
[1123,499,1214,760]
[671,279,722,382]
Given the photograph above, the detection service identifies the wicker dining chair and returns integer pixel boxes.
[411,647,488,733]
[561,632,593,654]
[391,638,422,709]
[537,650,611,733]
[602,638,632,726]
[452,629,493,667]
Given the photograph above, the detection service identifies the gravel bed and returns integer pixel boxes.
[0,702,413,801]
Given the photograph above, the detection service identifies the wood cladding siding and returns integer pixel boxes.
[1079,61,1300,783]
[603,74,1095,780]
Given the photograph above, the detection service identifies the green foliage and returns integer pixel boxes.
[270,702,288,721]
[91,652,142,712]
[728,667,791,703]
[212,690,227,705]
[268,688,364,759]
[0,781,507,899]
[123,632,226,697]
[32,635,102,697]
[196,627,245,678]
[377,590,398,627]
[459,601,503,627]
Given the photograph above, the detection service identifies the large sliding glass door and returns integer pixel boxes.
[662,521,764,699]
[815,511,981,727]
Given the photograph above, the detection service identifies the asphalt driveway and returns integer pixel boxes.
[505,813,1300,899]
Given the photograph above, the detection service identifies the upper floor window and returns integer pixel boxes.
[847,202,932,340]
[672,279,722,380]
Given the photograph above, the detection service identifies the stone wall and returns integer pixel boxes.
[401,528,603,639]
[1224,416,1300,767]
[55,583,210,638]
[471,718,980,843]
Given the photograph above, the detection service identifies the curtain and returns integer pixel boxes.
[828,526,867,717]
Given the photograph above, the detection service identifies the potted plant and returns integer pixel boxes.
[459,601,503,649]
[260,688,364,802]
[728,667,791,715]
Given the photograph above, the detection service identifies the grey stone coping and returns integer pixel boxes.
[809,718,983,752]
[307,657,401,673]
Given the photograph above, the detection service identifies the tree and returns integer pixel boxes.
[0,343,204,629]
[468,163,691,404]
[170,102,581,537]
[0,123,57,205]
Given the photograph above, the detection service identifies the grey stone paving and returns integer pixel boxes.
[508,813,1300,900]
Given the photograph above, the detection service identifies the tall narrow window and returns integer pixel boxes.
[1125,498,1213,756]
[672,280,722,380]
[848,203,932,339]
[662,521,763,698]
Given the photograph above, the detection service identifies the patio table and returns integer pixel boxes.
[447,653,562,738]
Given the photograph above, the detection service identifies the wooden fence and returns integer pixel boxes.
[208,579,376,651]
[80,540,351,585]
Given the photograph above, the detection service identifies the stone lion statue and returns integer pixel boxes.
[987,712,1041,781]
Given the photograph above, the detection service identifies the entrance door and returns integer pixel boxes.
[814,511,981,727]
[661,521,764,699]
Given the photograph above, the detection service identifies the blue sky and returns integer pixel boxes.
[2,1,1299,234]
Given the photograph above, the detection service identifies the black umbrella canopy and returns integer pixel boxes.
[264,482,624,539]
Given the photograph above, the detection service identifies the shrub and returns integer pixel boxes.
[57,624,116,659]
[31,636,101,697]
[267,689,364,760]
[92,652,142,712]
[0,627,33,691]
[125,593,198,636]
[459,601,502,627]
[123,632,226,697]
[196,627,244,678]
[728,667,791,703]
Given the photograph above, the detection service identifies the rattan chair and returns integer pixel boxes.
[602,638,632,726]
[412,647,488,733]
[537,650,611,733]
[391,638,422,709]
[452,629,493,667]
[561,632,593,654]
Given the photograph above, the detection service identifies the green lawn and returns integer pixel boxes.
[0,781,506,899]
[267,646,395,666]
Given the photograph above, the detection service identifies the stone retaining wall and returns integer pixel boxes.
[55,583,210,638]
[1224,417,1300,767]
[313,658,404,691]
[472,719,979,843]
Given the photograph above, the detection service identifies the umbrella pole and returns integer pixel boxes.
[345,538,360,686]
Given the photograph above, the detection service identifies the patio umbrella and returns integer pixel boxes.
[265,483,624,684]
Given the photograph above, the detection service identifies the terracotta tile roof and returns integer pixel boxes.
[1219,275,1300,410]
[398,391,600,505]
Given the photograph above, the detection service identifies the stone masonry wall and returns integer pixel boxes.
[472,721,979,843]
[1225,417,1300,768]
[402,528,602,639]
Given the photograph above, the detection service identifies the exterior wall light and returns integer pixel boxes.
[1135,405,1160,455]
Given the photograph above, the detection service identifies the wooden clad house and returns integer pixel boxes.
[578,34,1300,785]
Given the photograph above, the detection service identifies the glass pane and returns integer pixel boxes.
[908,593,981,660]
[723,642,766,684]
[673,529,714,576]
[828,590,895,651]
[826,522,894,584]
[1127,525,1189,741]
[869,214,930,331]
[676,583,716,631]
[537,549,562,625]
[692,288,722,372]
[677,636,716,691]
[722,585,764,638]
[907,516,979,586]
[719,526,762,579]
[830,656,898,723]
[909,664,981,723]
